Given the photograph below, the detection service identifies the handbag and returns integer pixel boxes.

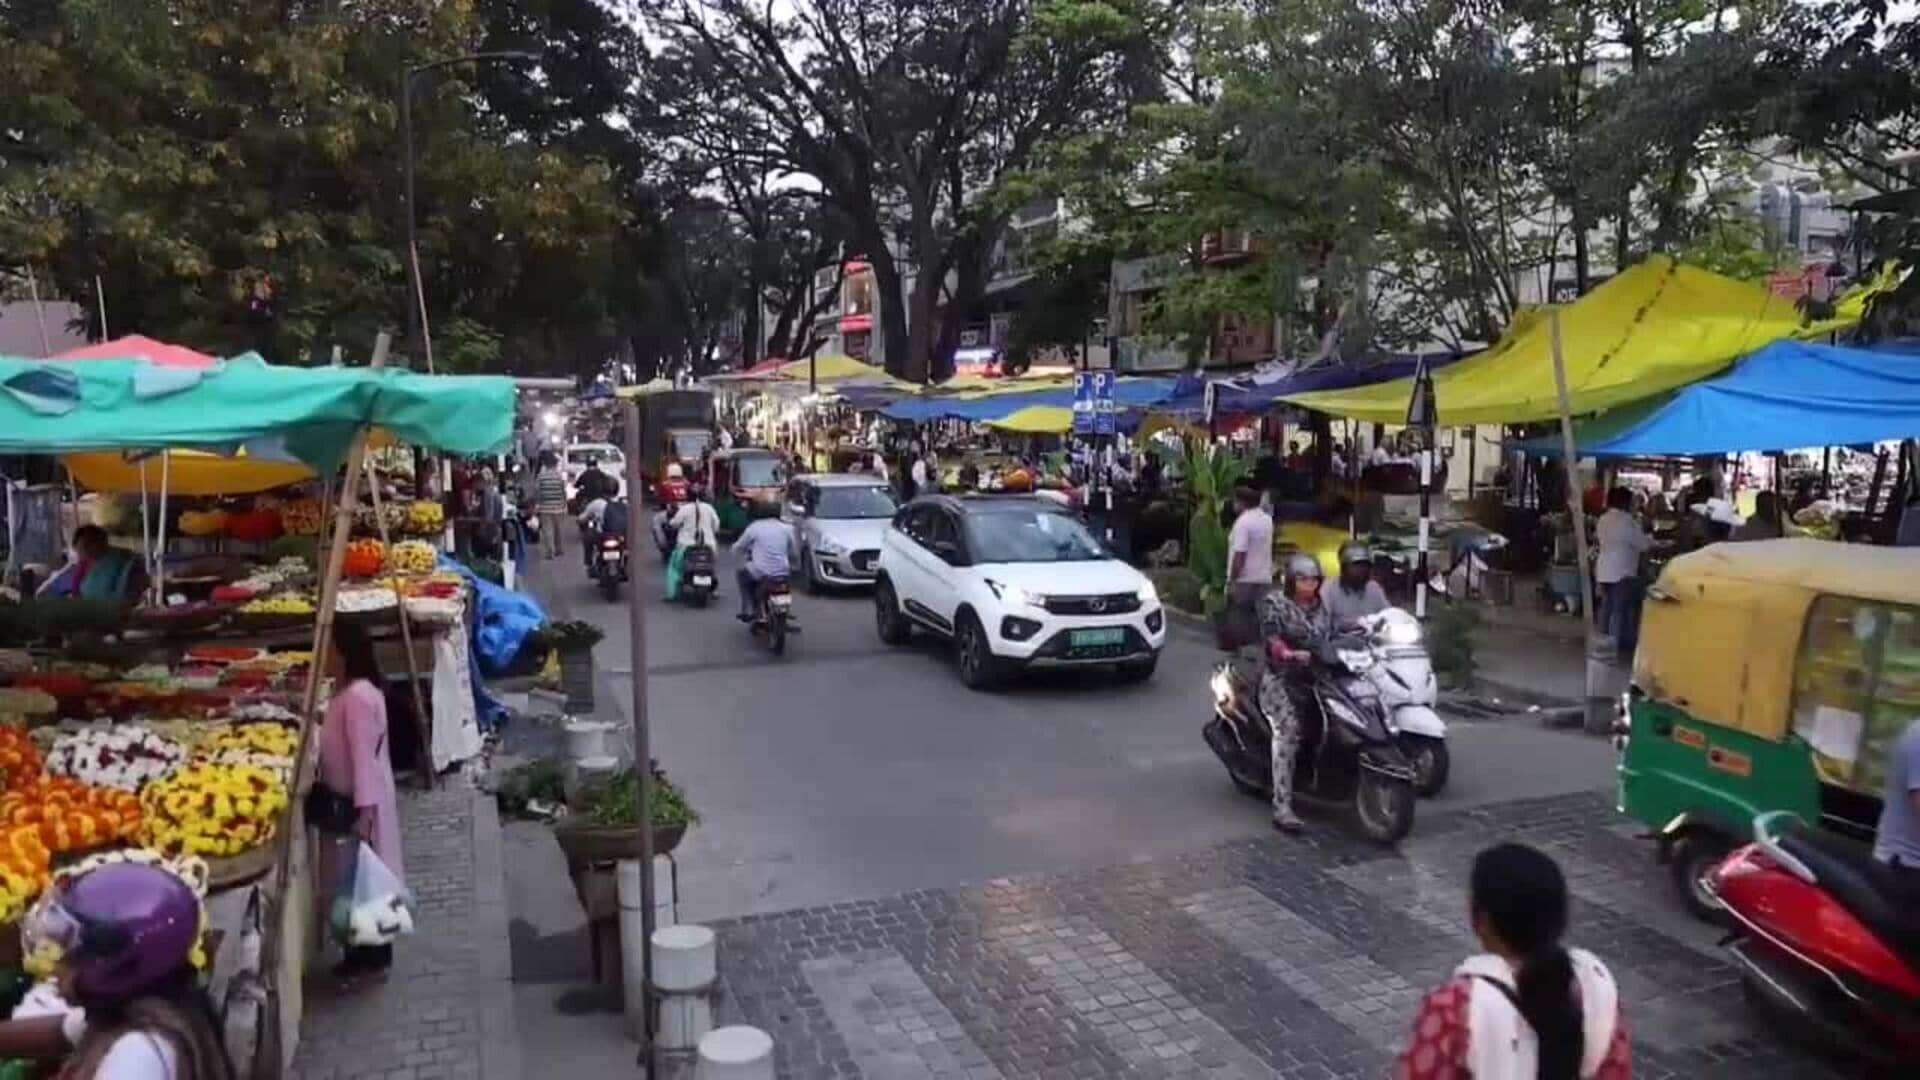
[305,783,358,835]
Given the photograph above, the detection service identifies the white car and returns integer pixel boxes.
[563,442,626,500]
[873,495,1165,689]
[782,474,899,590]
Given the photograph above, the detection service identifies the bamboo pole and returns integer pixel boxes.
[1549,311,1600,679]
[257,332,388,1071]
[361,457,436,790]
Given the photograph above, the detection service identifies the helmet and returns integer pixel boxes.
[1337,542,1372,570]
[1281,551,1323,592]
[46,863,201,1003]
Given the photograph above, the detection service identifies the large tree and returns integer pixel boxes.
[639,0,1145,382]
[0,0,634,371]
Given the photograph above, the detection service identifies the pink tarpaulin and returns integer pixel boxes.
[55,334,217,369]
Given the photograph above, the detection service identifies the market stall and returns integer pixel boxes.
[0,346,515,1076]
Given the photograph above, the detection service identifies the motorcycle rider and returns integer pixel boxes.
[665,481,721,601]
[731,499,798,623]
[1259,552,1334,833]
[574,457,618,509]
[1322,542,1391,630]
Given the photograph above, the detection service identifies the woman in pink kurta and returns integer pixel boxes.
[319,622,403,980]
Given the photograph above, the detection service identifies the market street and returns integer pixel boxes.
[527,544,1619,921]
[497,544,1849,1080]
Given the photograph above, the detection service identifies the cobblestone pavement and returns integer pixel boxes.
[290,784,521,1080]
[714,791,1852,1079]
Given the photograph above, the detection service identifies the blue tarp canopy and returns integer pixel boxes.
[1513,340,1920,458]
[880,377,1179,422]
[1153,352,1473,418]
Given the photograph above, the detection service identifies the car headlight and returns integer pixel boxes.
[1137,578,1159,605]
[986,579,1041,609]
[815,538,847,556]
[1209,669,1233,705]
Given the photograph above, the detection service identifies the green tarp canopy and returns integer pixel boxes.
[0,353,515,470]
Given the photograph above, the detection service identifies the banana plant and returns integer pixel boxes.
[1165,436,1251,615]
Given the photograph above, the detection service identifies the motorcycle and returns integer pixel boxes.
[751,576,795,655]
[588,499,632,601]
[1352,609,1449,796]
[677,543,717,607]
[651,478,688,560]
[1204,633,1418,845]
[1709,812,1920,1067]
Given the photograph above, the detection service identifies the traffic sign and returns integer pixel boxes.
[1092,371,1116,435]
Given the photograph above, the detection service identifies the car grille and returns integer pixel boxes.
[1043,592,1141,616]
[850,550,879,572]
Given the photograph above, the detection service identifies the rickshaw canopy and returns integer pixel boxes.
[1633,539,1920,742]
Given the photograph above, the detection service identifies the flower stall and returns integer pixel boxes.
[0,341,516,1076]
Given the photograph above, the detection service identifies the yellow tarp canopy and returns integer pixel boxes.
[985,405,1074,434]
[1285,256,1888,425]
[64,449,314,496]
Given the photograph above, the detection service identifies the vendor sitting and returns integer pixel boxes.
[38,526,146,604]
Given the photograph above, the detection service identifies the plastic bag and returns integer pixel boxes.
[330,842,414,947]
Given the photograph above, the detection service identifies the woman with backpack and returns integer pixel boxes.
[1397,843,1630,1080]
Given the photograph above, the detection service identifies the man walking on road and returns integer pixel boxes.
[1225,485,1274,646]
[534,451,569,559]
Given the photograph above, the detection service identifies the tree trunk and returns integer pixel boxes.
[906,273,941,385]
[865,241,912,381]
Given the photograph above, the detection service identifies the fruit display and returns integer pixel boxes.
[139,762,288,857]
[405,500,445,536]
[385,541,438,575]
[226,508,285,543]
[0,776,143,857]
[46,726,189,792]
[0,826,51,924]
[239,593,314,617]
[280,499,325,537]
[178,510,228,538]
[343,539,385,578]
[0,729,43,789]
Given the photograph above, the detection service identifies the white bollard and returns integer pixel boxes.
[652,925,716,1052]
[696,1026,773,1080]
[616,859,649,1039]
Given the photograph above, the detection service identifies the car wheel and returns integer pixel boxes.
[955,613,1005,691]
[875,580,912,645]
[1117,655,1158,684]
[1670,831,1733,924]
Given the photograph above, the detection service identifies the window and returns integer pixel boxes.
[903,506,936,545]
[734,455,787,488]
[963,507,1108,564]
[1792,595,1920,796]
[815,485,896,520]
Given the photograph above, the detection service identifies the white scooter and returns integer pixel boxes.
[1353,608,1449,796]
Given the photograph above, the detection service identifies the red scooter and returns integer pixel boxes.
[1709,811,1920,1068]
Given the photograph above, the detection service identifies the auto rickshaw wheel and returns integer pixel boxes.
[1670,831,1733,924]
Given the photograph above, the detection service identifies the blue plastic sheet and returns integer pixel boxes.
[437,556,550,733]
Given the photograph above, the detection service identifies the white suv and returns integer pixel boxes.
[873,495,1166,689]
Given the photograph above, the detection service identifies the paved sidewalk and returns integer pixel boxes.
[289,784,522,1080]
[712,791,1847,1080]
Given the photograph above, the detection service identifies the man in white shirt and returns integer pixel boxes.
[1225,485,1275,644]
[1594,486,1653,658]
[665,484,721,600]
[732,501,798,621]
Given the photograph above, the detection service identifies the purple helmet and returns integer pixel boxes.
[56,863,202,1002]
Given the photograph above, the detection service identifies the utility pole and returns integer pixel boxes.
[400,50,538,372]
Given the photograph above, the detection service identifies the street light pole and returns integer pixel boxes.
[400,50,538,373]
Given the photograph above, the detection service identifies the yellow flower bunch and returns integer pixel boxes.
[138,763,289,858]
[0,824,52,924]
[199,723,298,760]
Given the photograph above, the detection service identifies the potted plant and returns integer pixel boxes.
[1167,438,1251,644]
[552,760,700,870]
[536,620,604,712]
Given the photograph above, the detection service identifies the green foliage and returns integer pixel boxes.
[1673,218,1797,283]
[1165,438,1250,615]
[580,761,699,829]
[495,758,567,819]
[534,619,603,651]
[0,0,647,373]
[1427,603,1481,690]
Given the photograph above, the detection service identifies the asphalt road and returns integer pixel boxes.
[526,539,1619,922]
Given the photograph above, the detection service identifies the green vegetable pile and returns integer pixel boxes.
[581,760,698,829]
[494,758,567,819]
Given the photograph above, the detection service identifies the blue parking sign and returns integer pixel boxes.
[1092,371,1116,435]
[1072,371,1095,434]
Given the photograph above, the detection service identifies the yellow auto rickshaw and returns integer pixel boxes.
[1617,538,1920,919]
[707,448,790,535]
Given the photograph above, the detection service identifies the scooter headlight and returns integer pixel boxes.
[1375,609,1423,647]
[1209,669,1233,705]
[1338,648,1375,674]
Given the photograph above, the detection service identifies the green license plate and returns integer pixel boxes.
[1069,628,1127,647]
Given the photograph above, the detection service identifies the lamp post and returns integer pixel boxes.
[1406,358,1438,618]
[401,50,538,373]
